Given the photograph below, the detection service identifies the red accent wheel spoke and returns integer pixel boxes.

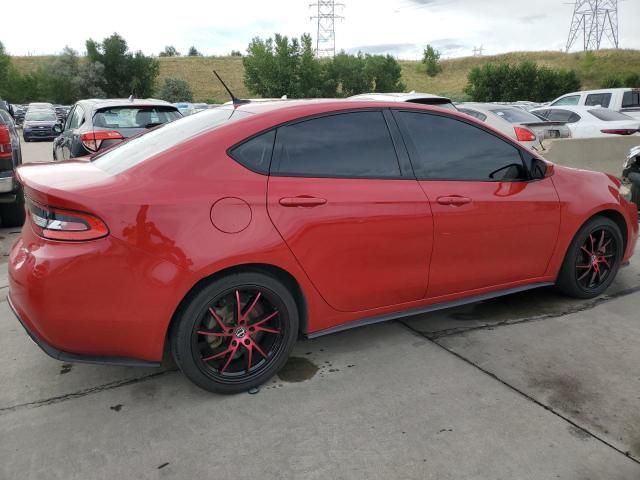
[203,345,234,362]
[581,246,592,256]
[578,268,592,281]
[240,292,262,322]
[220,343,240,373]
[235,290,242,325]
[208,307,227,331]
[197,330,231,337]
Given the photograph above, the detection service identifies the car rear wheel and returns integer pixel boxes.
[170,272,299,394]
[556,216,623,299]
[0,188,26,227]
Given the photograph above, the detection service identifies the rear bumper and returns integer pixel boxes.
[7,294,159,367]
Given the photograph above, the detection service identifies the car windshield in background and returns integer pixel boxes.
[588,109,634,121]
[488,107,542,124]
[24,111,57,122]
[93,106,182,129]
[93,107,251,175]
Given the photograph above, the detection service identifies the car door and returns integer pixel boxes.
[267,110,434,313]
[393,110,560,298]
[60,105,84,160]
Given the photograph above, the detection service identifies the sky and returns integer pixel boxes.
[3,0,639,59]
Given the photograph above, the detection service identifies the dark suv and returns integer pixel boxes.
[52,99,182,160]
[0,109,24,227]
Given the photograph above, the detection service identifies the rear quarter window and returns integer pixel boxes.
[230,130,276,174]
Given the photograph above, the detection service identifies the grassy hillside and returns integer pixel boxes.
[11,49,640,103]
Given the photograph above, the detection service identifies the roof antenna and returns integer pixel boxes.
[128,94,135,102]
[213,71,249,106]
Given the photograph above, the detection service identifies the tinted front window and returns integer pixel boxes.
[93,106,181,128]
[25,111,57,122]
[488,107,542,124]
[588,109,633,121]
[585,93,612,108]
[93,107,250,175]
[552,95,580,106]
[397,111,525,181]
[274,111,401,178]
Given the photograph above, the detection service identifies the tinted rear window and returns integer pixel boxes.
[274,111,401,178]
[93,106,181,128]
[588,109,633,121]
[488,107,542,124]
[622,91,640,109]
[93,108,251,175]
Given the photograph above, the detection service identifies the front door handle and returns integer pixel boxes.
[436,196,472,206]
[279,196,327,207]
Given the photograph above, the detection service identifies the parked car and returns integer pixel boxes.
[531,106,639,138]
[349,92,458,110]
[54,105,70,123]
[9,100,638,394]
[22,109,59,142]
[457,103,571,150]
[0,109,24,227]
[622,145,640,208]
[52,99,182,160]
[27,102,54,112]
[549,88,640,120]
[13,106,26,127]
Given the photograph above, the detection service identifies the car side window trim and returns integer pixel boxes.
[268,109,408,180]
[391,108,535,183]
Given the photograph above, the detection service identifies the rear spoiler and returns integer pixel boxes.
[520,121,568,127]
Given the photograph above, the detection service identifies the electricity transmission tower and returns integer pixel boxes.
[565,0,619,52]
[310,1,344,58]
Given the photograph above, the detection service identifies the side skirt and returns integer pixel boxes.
[307,282,555,339]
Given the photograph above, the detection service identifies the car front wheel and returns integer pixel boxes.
[170,272,299,394]
[557,216,623,299]
[0,188,26,227]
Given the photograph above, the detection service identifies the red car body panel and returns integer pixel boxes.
[8,100,638,363]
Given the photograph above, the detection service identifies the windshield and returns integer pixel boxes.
[25,111,57,121]
[93,107,251,175]
[488,107,542,124]
[588,109,634,121]
[93,106,182,129]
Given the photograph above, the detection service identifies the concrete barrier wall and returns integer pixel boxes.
[540,137,640,176]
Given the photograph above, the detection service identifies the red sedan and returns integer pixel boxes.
[8,100,638,393]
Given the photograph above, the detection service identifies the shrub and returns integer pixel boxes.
[422,45,442,77]
[157,77,193,103]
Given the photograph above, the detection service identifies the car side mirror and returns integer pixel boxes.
[52,122,63,134]
[531,158,553,179]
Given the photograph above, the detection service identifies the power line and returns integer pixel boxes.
[310,1,344,58]
[566,0,619,51]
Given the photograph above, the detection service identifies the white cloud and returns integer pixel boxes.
[2,0,638,58]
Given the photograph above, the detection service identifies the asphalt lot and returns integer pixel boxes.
[1,138,640,479]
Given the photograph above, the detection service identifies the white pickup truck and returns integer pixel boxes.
[549,88,640,120]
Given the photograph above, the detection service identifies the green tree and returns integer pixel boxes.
[230,50,243,57]
[422,44,442,77]
[187,46,202,56]
[86,33,159,97]
[328,52,369,97]
[159,46,181,57]
[465,61,581,102]
[365,54,405,92]
[158,77,193,102]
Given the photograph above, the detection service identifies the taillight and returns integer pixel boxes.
[600,128,639,136]
[80,130,123,152]
[0,125,12,160]
[28,200,109,241]
[514,126,537,142]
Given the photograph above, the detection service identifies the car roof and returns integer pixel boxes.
[459,103,524,113]
[349,92,451,102]
[531,105,609,114]
[78,98,177,109]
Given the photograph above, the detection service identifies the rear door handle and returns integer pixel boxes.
[279,196,327,207]
[436,196,472,206]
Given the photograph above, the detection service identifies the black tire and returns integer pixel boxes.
[631,183,640,209]
[0,188,26,227]
[170,272,299,394]
[23,137,30,143]
[556,216,623,299]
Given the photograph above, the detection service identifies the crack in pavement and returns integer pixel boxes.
[398,321,640,466]
[0,369,178,416]
[410,285,640,340]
